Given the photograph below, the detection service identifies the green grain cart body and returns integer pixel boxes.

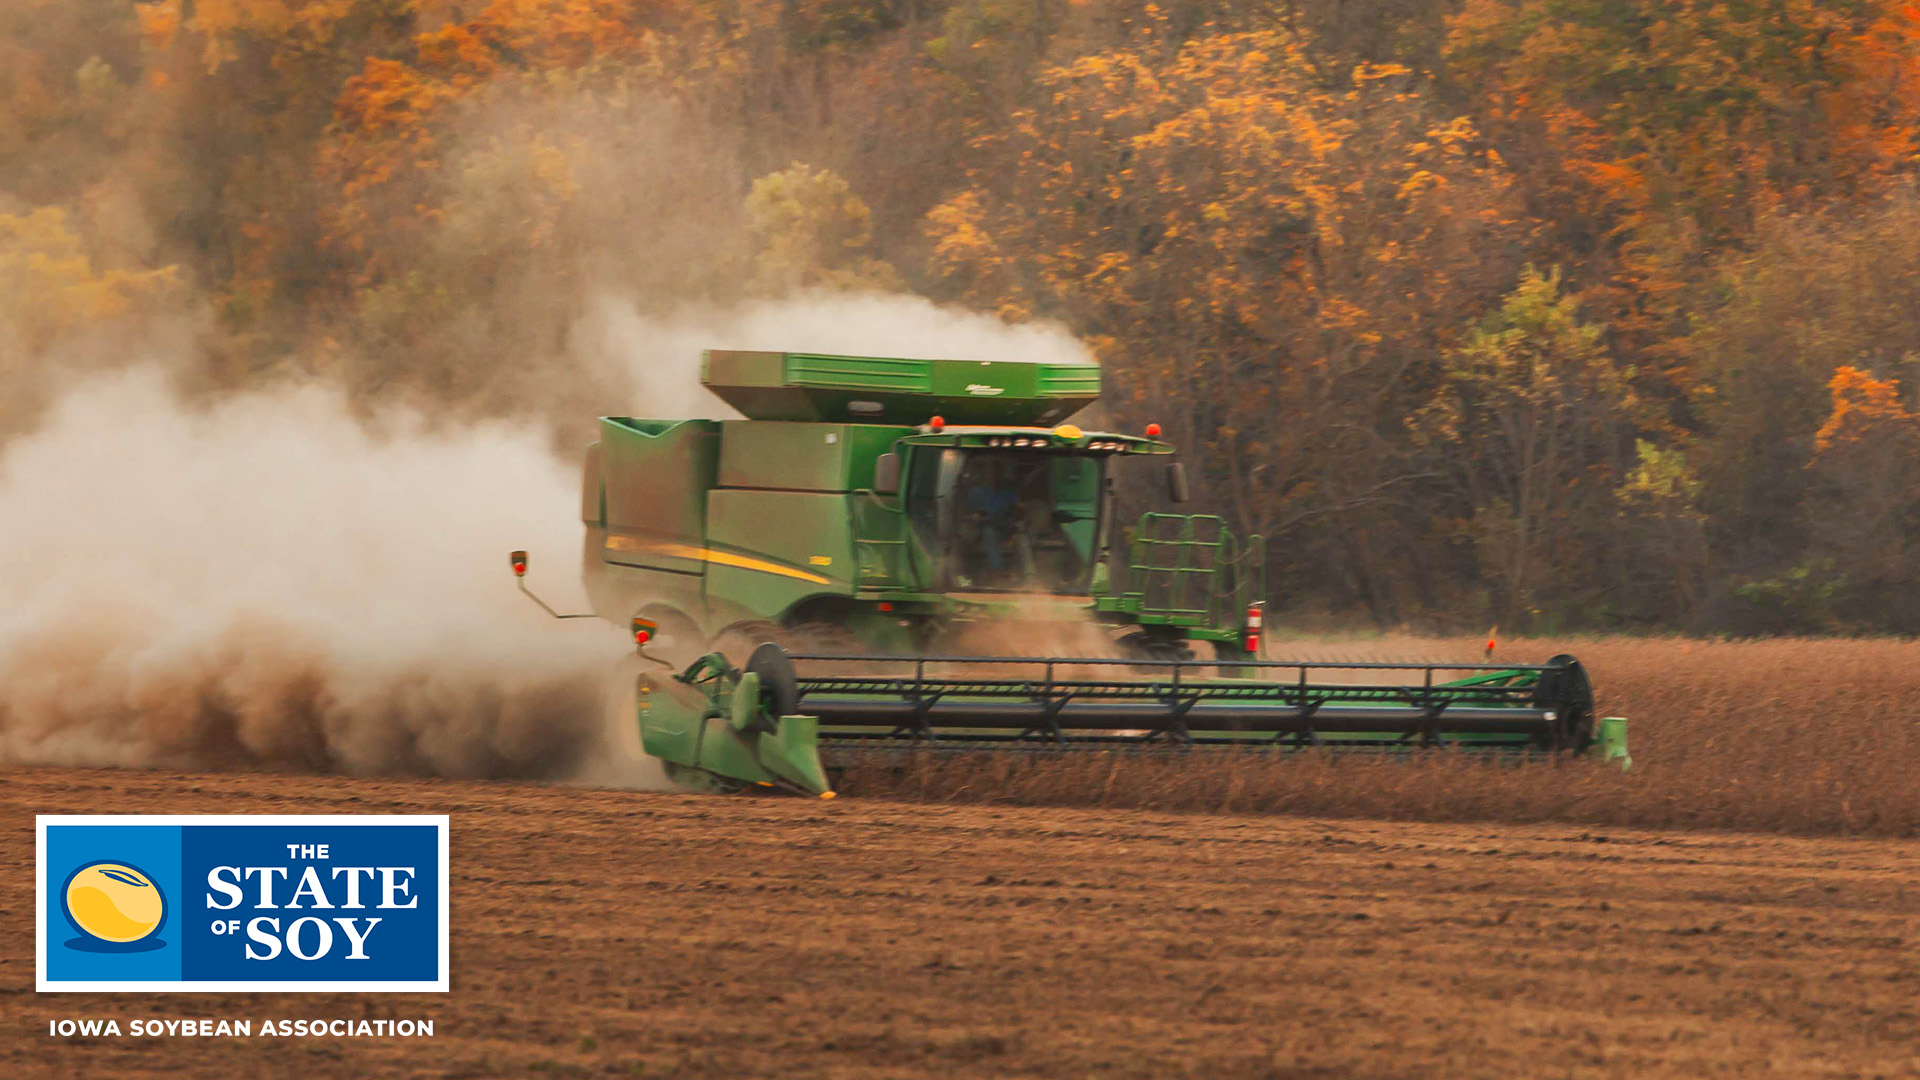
[579,350,1262,658]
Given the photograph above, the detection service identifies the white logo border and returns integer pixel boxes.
[37,814,450,993]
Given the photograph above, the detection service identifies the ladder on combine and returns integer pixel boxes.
[1097,514,1266,644]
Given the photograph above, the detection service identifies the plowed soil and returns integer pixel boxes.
[5,765,1918,1079]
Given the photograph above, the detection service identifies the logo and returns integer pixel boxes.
[965,383,1004,396]
[62,861,168,950]
[38,815,448,992]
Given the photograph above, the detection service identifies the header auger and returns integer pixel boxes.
[514,347,1630,796]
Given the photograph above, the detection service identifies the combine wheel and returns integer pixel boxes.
[1119,631,1194,669]
[1530,654,1596,753]
[746,643,799,717]
[1211,639,1258,678]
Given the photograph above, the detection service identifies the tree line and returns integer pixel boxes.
[7,0,1920,633]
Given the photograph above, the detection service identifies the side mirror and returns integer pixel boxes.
[874,452,900,495]
[1167,462,1190,504]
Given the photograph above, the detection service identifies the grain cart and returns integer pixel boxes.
[512,349,1631,796]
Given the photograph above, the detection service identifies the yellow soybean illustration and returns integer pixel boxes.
[65,863,164,943]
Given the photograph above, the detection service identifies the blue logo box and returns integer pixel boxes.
[37,815,448,992]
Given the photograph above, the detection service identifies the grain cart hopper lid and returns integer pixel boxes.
[701,350,1100,426]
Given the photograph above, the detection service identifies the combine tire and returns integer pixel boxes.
[1119,631,1194,670]
[1211,639,1259,678]
[747,643,799,717]
[1530,654,1596,753]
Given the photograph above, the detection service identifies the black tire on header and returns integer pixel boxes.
[1530,654,1595,752]
[748,642,800,717]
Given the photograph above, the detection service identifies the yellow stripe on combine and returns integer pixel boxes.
[605,535,832,585]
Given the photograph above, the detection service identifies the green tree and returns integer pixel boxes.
[1614,439,1707,623]
[745,162,900,293]
[1419,265,1645,626]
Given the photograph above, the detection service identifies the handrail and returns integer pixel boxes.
[1124,513,1263,628]
[787,651,1564,673]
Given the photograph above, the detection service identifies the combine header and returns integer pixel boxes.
[633,645,1631,796]
[513,348,1631,796]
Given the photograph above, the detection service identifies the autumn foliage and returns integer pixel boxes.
[9,0,1920,631]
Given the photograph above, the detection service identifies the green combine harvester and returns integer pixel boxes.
[513,349,1630,796]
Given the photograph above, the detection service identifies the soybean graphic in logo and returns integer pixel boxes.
[62,861,168,952]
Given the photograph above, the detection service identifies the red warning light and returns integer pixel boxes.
[510,550,528,577]
[634,628,651,645]
[1145,423,1162,437]
[878,601,894,612]
[929,416,945,432]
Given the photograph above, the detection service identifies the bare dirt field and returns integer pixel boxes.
[6,765,1919,1079]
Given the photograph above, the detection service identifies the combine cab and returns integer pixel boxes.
[514,348,1630,797]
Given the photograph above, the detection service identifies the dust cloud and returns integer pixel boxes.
[1,48,1109,786]
[0,292,1102,785]
[574,290,1098,419]
[0,368,637,780]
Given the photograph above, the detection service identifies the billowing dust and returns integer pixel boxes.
[576,289,1097,420]
[0,293,1103,786]
[0,369,635,780]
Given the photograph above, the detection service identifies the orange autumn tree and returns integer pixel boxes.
[1815,364,1919,454]
[304,0,761,428]
[117,1,402,334]
[926,22,1526,614]
[320,0,686,289]
[1442,0,1920,627]
[122,1,704,418]
[1446,0,1920,352]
